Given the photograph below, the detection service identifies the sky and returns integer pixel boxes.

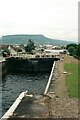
[0,0,78,42]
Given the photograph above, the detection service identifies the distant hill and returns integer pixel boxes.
[1,34,73,46]
[0,37,3,44]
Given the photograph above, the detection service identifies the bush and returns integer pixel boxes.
[66,43,80,58]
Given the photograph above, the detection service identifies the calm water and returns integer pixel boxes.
[2,73,49,116]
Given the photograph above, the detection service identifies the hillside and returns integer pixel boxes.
[0,37,3,44]
[1,34,72,45]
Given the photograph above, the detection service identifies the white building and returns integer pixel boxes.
[8,46,18,56]
[44,49,67,56]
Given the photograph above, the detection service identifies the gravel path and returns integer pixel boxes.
[47,55,78,118]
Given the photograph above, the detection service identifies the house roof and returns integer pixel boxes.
[8,45,17,54]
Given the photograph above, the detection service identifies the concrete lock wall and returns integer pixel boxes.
[1,58,59,119]
[2,61,8,78]
[2,57,60,76]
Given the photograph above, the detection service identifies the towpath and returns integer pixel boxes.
[47,55,78,118]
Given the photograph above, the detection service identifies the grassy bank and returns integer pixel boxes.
[64,63,78,98]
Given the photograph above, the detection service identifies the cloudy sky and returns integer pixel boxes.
[0,0,78,42]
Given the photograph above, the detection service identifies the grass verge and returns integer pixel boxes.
[64,63,78,98]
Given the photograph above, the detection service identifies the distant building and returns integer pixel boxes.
[44,49,60,55]
[8,45,18,56]
[44,49,67,57]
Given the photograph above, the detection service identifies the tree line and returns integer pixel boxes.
[66,43,80,59]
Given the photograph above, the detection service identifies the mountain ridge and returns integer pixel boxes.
[1,34,74,45]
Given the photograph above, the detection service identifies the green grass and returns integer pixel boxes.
[64,63,78,98]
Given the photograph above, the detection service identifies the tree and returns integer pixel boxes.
[66,43,80,58]
[75,44,80,58]
[25,39,35,53]
[66,44,77,50]
[68,46,75,56]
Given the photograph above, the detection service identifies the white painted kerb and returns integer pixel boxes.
[1,91,28,120]
[44,61,55,95]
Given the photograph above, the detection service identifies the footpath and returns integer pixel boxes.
[47,55,78,118]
